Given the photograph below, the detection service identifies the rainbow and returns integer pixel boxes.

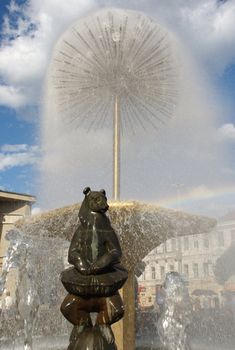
[156,185,235,209]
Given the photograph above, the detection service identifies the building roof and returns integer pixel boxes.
[0,190,36,203]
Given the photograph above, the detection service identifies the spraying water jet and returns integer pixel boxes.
[47,8,177,201]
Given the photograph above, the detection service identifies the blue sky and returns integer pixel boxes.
[215,64,235,119]
[0,0,235,216]
[0,0,38,195]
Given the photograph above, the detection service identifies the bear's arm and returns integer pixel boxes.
[68,228,91,274]
[91,228,122,272]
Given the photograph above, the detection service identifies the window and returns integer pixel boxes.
[231,230,235,242]
[151,266,156,280]
[178,238,182,251]
[166,240,171,252]
[183,264,189,277]
[163,243,167,253]
[193,263,199,278]
[203,262,209,277]
[160,266,165,279]
[217,232,224,247]
[169,265,174,271]
[203,238,209,248]
[184,237,189,250]
[194,240,199,249]
[148,297,152,303]
[172,238,176,251]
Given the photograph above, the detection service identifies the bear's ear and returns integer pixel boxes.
[83,187,91,196]
[100,189,106,196]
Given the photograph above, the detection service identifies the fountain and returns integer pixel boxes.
[0,7,225,350]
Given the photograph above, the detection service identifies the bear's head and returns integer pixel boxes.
[79,187,109,225]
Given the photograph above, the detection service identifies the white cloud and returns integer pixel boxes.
[0,85,28,108]
[0,36,47,85]
[111,0,235,73]
[0,153,36,171]
[218,123,235,142]
[0,0,95,109]
[6,0,21,13]
[1,144,28,153]
[0,144,39,171]
[178,0,235,72]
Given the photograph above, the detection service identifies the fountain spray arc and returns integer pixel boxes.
[51,8,177,201]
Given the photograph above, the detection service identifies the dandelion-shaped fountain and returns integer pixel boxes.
[48,7,177,201]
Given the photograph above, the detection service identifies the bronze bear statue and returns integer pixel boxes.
[60,187,128,350]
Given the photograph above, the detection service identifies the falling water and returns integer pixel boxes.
[0,228,69,350]
[157,272,192,350]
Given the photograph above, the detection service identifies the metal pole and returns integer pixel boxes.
[113,95,120,201]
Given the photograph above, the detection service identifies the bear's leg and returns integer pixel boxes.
[60,294,92,327]
[95,292,124,345]
[96,292,124,325]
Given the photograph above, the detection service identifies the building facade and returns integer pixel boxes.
[138,218,235,309]
[0,190,36,295]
